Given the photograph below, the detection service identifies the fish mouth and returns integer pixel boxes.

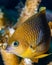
[6,46,19,56]
[6,46,14,53]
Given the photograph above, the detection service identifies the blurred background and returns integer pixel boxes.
[0,0,52,65]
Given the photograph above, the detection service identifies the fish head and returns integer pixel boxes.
[6,36,29,56]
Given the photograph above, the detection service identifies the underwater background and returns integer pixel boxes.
[0,0,52,65]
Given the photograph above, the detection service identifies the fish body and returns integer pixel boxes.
[6,10,51,62]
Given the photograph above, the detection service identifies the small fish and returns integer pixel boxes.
[6,10,51,63]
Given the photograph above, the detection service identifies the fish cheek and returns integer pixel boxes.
[12,43,27,55]
[11,40,29,55]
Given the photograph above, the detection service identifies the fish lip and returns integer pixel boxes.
[6,46,13,53]
[6,46,19,56]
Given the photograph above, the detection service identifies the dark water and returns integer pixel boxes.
[0,0,52,10]
[0,55,4,65]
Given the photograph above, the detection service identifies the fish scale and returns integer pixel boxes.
[18,22,38,47]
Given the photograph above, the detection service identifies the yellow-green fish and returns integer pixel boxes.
[6,10,51,63]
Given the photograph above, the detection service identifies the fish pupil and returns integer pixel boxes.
[14,41,19,46]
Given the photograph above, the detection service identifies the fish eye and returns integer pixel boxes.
[13,41,19,47]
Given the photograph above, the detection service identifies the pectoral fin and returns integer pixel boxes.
[34,53,52,59]
[31,53,52,63]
